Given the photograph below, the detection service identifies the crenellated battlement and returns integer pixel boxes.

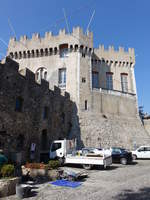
[7,27,93,60]
[97,44,134,55]
[1,57,70,98]
[93,44,135,66]
[7,27,93,57]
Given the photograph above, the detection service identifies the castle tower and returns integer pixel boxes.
[7,27,93,107]
[7,27,150,148]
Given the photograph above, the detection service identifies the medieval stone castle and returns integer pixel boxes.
[0,26,150,162]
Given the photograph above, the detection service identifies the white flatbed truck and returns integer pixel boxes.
[50,139,112,170]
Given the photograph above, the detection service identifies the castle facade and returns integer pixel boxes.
[6,27,150,149]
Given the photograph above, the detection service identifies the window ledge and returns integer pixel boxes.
[58,84,66,89]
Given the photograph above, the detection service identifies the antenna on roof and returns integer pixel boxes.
[0,38,8,48]
[62,8,70,34]
[86,10,95,34]
[8,17,28,49]
[8,17,17,39]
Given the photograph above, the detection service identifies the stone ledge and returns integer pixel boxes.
[0,177,19,197]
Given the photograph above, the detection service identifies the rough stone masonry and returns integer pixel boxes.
[1,26,150,159]
[0,57,73,162]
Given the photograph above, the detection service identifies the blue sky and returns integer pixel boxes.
[0,0,149,113]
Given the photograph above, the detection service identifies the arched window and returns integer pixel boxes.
[70,45,73,52]
[36,49,39,57]
[40,49,44,56]
[49,48,53,55]
[9,52,14,58]
[75,44,78,51]
[14,52,18,59]
[23,51,26,58]
[45,48,48,56]
[27,50,30,58]
[31,50,35,57]
[54,47,57,55]
[35,67,47,82]
[44,71,47,80]
[19,51,22,59]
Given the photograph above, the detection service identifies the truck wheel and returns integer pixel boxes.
[82,164,92,170]
[120,158,127,165]
[132,154,137,160]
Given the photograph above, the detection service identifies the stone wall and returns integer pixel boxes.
[78,111,150,149]
[0,57,73,162]
[143,119,150,136]
[5,27,148,150]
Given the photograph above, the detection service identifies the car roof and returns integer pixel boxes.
[111,147,125,149]
[138,146,150,148]
[82,147,102,150]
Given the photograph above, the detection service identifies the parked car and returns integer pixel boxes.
[110,147,133,165]
[132,146,150,160]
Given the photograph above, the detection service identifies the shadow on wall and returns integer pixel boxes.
[70,102,84,149]
[114,187,150,200]
[0,58,84,163]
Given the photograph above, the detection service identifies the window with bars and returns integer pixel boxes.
[121,74,128,92]
[92,71,99,88]
[58,68,66,87]
[106,73,113,90]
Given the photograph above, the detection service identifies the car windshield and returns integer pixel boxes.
[120,148,128,153]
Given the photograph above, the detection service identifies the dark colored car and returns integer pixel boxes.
[111,147,133,165]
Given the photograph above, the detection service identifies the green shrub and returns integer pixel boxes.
[47,160,60,170]
[0,164,15,177]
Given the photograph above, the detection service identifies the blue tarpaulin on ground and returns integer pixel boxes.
[50,180,82,188]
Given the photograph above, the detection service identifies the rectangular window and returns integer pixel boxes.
[58,68,66,87]
[92,71,99,88]
[43,106,49,119]
[121,74,128,92]
[85,100,87,110]
[106,73,113,90]
[51,143,61,152]
[15,97,23,112]
[82,77,86,83]
[60,48,68,58]
[59,44,68,58]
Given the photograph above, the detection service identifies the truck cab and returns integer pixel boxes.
[50,139,76,159]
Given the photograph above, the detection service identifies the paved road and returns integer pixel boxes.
[3,160,150,200]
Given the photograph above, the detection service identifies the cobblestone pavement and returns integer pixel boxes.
[2,160,150,200]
